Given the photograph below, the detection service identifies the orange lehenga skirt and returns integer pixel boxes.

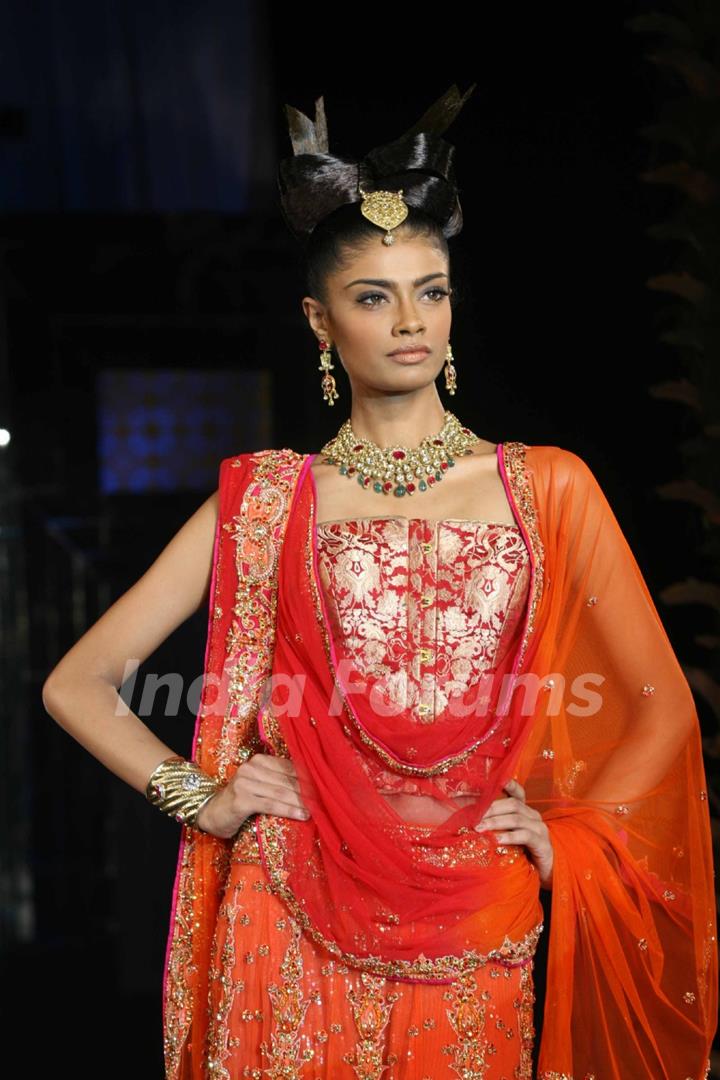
[203,821,542,1079]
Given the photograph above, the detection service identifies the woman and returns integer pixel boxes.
[43,85,717,1079]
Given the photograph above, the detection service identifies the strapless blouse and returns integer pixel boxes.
[315,516,530,725]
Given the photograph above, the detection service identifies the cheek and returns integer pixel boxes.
[342,309,390,346]
[431,305,452,330]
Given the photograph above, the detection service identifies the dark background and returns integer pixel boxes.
[2,1,717,1075]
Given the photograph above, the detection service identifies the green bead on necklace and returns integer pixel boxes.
[320,411,479,498]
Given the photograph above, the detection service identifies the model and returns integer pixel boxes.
[43,84,717,1079]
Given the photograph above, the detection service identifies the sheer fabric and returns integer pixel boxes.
[161,443,717,1080]
[517,447,718,1077]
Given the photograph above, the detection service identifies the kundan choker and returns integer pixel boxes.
[318,411,481,497]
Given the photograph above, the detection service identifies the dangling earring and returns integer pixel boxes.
[318,338,339,406]
[444,342,457,396]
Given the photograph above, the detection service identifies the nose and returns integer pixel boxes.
[393,296,426,336]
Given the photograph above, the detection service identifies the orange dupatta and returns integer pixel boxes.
[517,445,717,1077]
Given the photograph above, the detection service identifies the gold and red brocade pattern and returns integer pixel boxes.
[315,515,529,791]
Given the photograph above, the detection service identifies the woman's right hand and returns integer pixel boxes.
[196,754,311,839]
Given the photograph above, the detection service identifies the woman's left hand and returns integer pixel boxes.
[475,777,554,890]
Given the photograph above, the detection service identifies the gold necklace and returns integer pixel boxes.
[318,410,481,497]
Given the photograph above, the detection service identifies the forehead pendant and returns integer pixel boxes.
[358,185,409,245]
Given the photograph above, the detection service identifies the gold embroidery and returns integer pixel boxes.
[162,829,198,1078]
[162,448,307,1080]
[500,442,545,674]
[537,1074,597,1080]
[514,960,536,1079]
[442,970,490,1078]
[231,816,262,864]
[206,881,249,1077]
[260,917,314,1078]
[256,812,543,981]
[558,757,587,798]
[343,972,401,1079]
[221,450,304,775]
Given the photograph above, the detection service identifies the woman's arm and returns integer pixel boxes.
[41,489,221,796]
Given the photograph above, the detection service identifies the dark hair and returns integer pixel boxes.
[279,86,477,308]
[301,198,462,310]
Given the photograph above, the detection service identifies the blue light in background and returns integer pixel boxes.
[97,367,272,493]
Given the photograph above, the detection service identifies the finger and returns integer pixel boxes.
[475,813,512,832]
[252,757,302,790]
[493,828,530,844]
[268,801,311,821]
[256,755,298,775]
[482,804,534,824]
[254,794,311,820]
[486,797,518,814]
[249,779,306,806]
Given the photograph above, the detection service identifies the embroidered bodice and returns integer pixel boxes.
[315,516,530,723]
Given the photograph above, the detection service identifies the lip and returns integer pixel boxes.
[388,346,431,363]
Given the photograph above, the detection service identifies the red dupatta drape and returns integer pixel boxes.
[161,442,718,1080]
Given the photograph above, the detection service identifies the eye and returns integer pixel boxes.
[357,292,387,307]
[356,287,450,307]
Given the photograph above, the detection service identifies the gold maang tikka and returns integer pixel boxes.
[358,185,409,246]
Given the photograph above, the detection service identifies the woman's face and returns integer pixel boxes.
[303,233,452,397]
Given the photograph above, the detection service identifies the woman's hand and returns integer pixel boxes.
[196,754,311,840]
[474,777,554,890]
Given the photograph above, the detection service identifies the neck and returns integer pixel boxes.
[345,396,451,449]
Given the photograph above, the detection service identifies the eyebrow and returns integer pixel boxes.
[343,272,449,290]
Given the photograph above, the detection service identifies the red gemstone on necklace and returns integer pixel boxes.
[427,475,436,485]
[383,481,393,492]
[440,461,449,470]
[353,444,363,452]
[392,450,406,460]
[406,483,416,493]
[432,439,443,445]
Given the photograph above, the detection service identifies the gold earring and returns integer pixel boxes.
[318,338,339,406]
[444,343,457,396]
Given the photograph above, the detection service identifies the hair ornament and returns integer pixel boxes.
[357,185,408,245]
[279,82,477,243]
